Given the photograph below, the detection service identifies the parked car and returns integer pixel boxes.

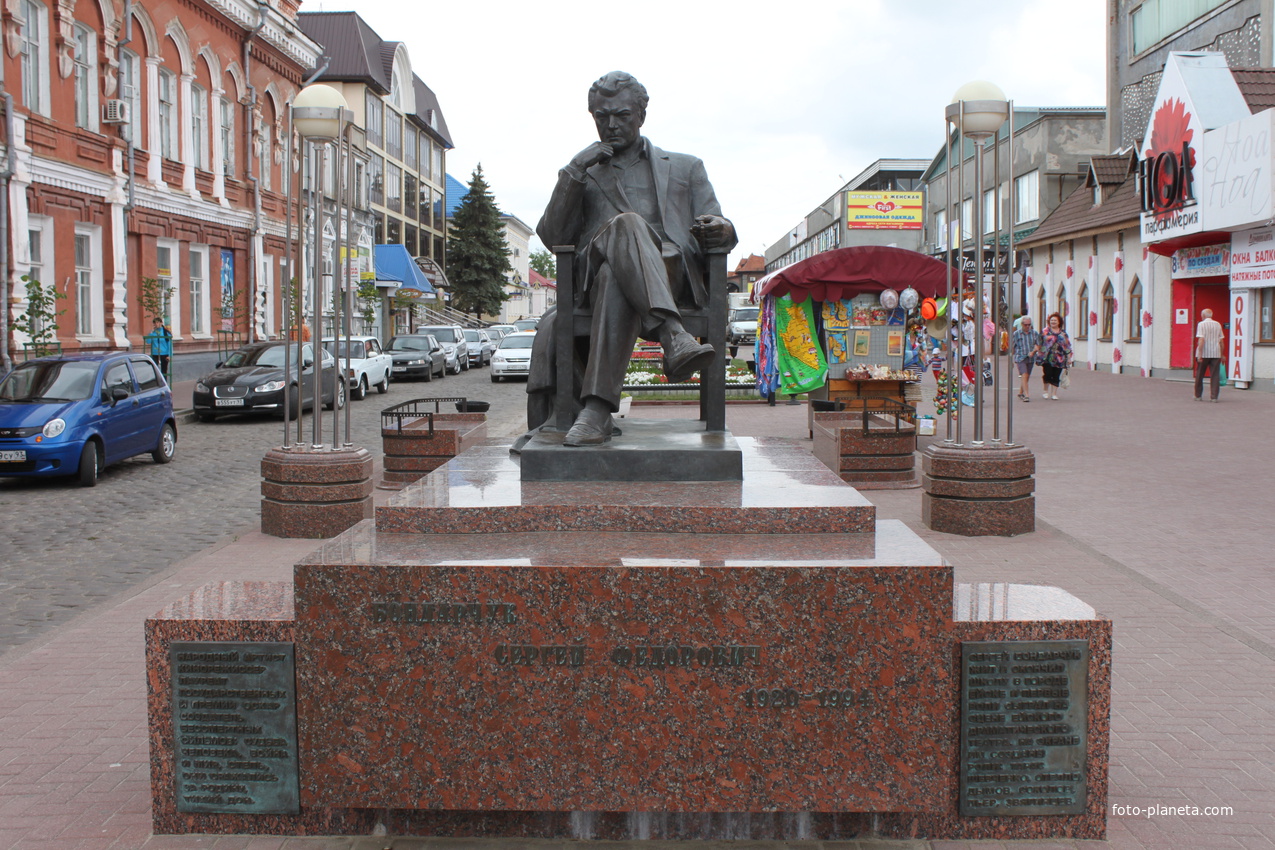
[462,328,496,367]
[419,325,468,373]
[192,341,344,422]
[486,324,516,342]
[386,334,446,381]
[0,352,176,487]
[321,335,393,400]
[512,317,540,333]
[490,331,536,382]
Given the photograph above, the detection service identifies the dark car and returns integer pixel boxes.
[0,352,176,487]
[192,341,344,422]
[386,334,446,381]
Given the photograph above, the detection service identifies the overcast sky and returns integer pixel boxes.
[331,0,1108,268]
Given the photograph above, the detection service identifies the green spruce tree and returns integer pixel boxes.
[447,164,511,320]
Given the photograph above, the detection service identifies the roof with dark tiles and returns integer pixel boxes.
[297,11,452,148]
[1234,68,1275,113]
[1020,171,1141,248]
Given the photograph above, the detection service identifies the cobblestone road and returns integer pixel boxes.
[0,363,530,655]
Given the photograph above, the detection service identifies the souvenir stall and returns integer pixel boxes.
[753,246,967,417]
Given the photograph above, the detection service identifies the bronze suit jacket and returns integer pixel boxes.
[536,137,738,310]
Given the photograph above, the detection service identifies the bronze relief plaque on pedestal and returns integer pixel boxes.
[960,640,1089,816]
[170,641,299,814]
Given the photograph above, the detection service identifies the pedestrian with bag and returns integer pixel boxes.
[1193,308,1225,402]
[1038,312,1072,400]
[1011,315,1043,402]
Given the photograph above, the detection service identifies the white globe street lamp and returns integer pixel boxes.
[946,81,1010,445]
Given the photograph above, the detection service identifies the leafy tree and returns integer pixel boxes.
[529,249,556,279]
[14,275,65,356]
[446,164,511,319]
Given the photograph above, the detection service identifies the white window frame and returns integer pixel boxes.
[934,210,948,251]
[19,0,50,116]
[960,198,973,240]
[120,48,141,145]
[189,244,209,336]
[158,68,177,160]
[156,238,181,337]
[219,95,235,176]
[25,217,54,340]
[190,83,208,171]
[259,116,272,191]
[1015,170,1040,224]
[73,225,105,340]
[983,188,996,235]
[73,23,97,130]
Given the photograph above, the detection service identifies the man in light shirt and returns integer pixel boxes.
[1194,308,1225,402]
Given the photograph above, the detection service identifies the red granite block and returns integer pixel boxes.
[145,582,377,836]
[379,416,487,488]
[922,492,1035,537]
[922,444,1036,479]
[922,473,1036,499]
[292,560,956,813]
[261,447,374,539]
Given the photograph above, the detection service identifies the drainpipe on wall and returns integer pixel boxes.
[0,21,13,372]
[121,0,136,215]
[0,90,13,375]
[243,0,268,343]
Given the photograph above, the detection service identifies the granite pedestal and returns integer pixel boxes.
[149,436,1107,841]
[379,411,487,489]
[260,445,374,538]
[921,442,1036,537]
[519,418,743,482]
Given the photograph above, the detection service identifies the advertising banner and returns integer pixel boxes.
[1229,227,1275,288]
[846,191,923,230]
[1170,244,1230,279]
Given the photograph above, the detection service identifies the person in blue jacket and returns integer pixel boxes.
[149,317,173,378]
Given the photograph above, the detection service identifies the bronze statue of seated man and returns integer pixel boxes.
[530,70,738,447]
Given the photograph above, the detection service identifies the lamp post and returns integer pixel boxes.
[922,81,1034,537]
[261,83,373,539]
[946,81,1009,445]
[293,83,349,450]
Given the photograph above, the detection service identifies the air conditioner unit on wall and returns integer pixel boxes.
[102,100,129,124]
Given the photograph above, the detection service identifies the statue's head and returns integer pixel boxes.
[587,72,647,153]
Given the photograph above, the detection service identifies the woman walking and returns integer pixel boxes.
[1038,312,1072,400]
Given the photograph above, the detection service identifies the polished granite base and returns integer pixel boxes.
[377,437,875,535]
[519,419,744,482]
[147,436,1109,841]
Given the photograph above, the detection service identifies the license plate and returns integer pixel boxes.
[215,398,245,407]
[0,449,26,462]
[392,367,407,373]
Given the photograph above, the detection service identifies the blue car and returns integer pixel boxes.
[0,352,177,486]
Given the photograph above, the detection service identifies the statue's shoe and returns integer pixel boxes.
[663,332,715,384]
[563,408,615,447]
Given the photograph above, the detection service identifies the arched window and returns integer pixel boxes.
[1055,283,1068,323]
[1077,283,1090,340]
[120,48,142,146]
[73,23,98,130]
[19,0,50,116]
[1128,278,1143,341]
[1101,280,1114,340]
[1037,283,1046,325]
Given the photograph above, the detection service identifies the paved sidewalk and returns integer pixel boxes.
[1,369,1272,849]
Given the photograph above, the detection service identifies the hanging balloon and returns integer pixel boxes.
[879,288,899,310]
[920,298,937,320]
[900,287,919,311]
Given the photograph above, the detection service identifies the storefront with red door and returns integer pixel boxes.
[1166,244,1229,370]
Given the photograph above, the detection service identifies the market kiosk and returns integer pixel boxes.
[753,247,966,486]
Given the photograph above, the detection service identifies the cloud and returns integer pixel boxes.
[339,0,1106,269]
